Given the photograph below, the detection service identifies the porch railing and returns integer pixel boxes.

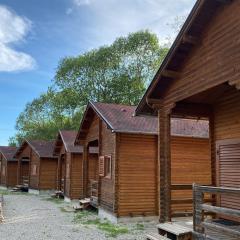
[171,184,212,218]
[89,180,98,207]
[193,184,240,240]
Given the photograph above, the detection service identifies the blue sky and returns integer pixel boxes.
[0,0,195,145]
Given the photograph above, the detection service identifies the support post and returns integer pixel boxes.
[158,107,171,222]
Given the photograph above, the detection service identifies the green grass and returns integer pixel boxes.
[135,223,145,231]
[0,189,30,196]
[73,210,128,237]
[73,210,97,223]
[43,197,64,204]
[84,218,129,238]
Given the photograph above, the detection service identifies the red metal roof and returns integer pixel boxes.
[56,130,83,153]
[83,102,209,138]
[0,146,17,161]
[28,140,57,158]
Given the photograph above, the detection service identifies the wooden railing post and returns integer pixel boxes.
[193,183,204,234]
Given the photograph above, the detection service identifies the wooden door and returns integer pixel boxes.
[217,139,240,210]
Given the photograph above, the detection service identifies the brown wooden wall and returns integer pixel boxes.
[171,136,211,214]
[162,1,240,109]
[214,89,240,211]
[0,155,7,186]
[29,151,40,189]
[214,88,240,141]
[117,133,158,217]
[70,153,83,199]
[20,162,29,185]
[39,158,58,190]
[99,120,116,212]
[64,152,71,197]
[7,162,18,187]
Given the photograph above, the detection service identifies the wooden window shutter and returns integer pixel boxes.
[104,155,112,178]
[99,156,105,177]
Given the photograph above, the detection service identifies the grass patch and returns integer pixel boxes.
[44,197,63,204]
[73,210,97,223]
[135,223,145,231]
[84,218,129,237]
[0,189,30,196]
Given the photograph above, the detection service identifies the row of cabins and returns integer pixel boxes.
[0,102,211,223]
[1,0,240,237]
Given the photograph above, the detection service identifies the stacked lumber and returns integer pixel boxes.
[0,195,3,223]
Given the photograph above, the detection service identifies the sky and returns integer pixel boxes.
[0,0,196,145]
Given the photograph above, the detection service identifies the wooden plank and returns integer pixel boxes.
[146,232,169,240]
[201,204,240,218]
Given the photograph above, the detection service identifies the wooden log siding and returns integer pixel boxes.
[29,150,40,189]
[171,136,211,216]
[117,133,158,217]
[7,162,18,187]
[162,1,240,109]
[99,120,115,212]
[39,158,58,190]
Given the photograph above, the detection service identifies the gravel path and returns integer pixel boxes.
[0,193,156,240]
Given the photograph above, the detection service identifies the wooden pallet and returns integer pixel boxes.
[157,222,192,240]
[146,232,169,240]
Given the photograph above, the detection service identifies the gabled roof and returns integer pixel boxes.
[14,140,57,159]
[136,0,232,115]
[76,101,209,142]
[0,146,17,162]
[54,130,83,155]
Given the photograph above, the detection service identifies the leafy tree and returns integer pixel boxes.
[9,30,168,145]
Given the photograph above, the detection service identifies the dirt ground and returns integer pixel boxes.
[0,191,157,240]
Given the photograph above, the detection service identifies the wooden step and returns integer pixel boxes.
[79,198,90,205]
[157,222,192,240]
[146,232,169,240]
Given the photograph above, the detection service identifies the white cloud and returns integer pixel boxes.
[71,0,195,46]
[73,0,92,6]
[0,5,36,72]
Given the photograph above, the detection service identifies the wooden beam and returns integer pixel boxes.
[161,70,180,79]
[158,109,171,223]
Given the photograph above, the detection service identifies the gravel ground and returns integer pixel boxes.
[0,192,157,240]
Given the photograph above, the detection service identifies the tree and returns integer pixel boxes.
[9,30,168,145]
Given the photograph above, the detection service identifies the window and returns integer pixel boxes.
[104,155,112,178]
[99,156,105,177]
[66,163,70,178]
[2,166,5,177]
[32,165,37,176]
[99,155,112,178]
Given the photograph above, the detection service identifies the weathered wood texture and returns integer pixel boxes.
[0,154,7,186]
[162,1,240,109]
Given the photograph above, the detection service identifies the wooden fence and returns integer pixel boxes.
[193,184,240,240]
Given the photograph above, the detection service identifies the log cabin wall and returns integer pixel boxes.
[70,153,83,199]
[117,133,158,217]
[64,152,71,197]
[171,136,211,215]
[162,1,240,109]
[7,162,18,187]
[0,155,7,186]
[99,120,116,213]
[214,88,240,141]
[29,150,40,189]
[17,145,31,185]
[39,158,58,190]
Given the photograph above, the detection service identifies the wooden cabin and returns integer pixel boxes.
[0,146,18,188]
[53,130,84,201]
[14,140,58,194]
[75,101,211,223]
[136,0,240,238]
